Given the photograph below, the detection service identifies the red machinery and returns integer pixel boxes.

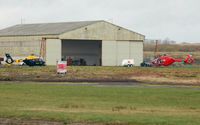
[141,54,194,67]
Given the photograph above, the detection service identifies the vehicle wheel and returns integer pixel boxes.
[6,58,14,64]
[127,64,133,67]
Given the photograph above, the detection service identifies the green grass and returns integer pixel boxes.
[0,83,200,125]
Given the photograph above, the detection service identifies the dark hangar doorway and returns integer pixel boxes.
[62,39,102,66]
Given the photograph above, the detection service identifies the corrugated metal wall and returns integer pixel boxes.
[117,41,130,65]
[46,39,62,65]
[102,41,117,66]
[130,41,143,66]
[60,21,145,41]
[0,41,40,57]
[102,41,143,66]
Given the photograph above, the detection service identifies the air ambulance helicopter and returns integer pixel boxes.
[141,54,194,67]
[5,53,45,66]
[141,41,195,67]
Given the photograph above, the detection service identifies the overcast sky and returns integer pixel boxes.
[0,0,199,43]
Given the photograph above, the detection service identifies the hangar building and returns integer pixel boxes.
[0,20,145,66]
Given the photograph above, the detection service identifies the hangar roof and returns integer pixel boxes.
[0,21,144,39]
[0,21,100,36]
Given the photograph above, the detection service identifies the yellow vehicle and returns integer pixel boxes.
[5,53,45,66]
[25,55,40,60]
[15,59,24,65]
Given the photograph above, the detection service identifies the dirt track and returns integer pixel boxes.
[0,118,108,125]
[0,119,101,125]
[1,66,200,86]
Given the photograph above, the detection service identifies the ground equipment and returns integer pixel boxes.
[66,57,87,66]
[122,59,134,67]
[5,53,25,65]
[5,53,14,64]
[141,54,194,67]
[57,61,67,74]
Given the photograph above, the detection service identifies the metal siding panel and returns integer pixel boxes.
[102,41,117,66]
[0,41,40,57]
[46,39,61,65]
[0,35,58,42]
[130,42,143,66]
[117,41,130,66]
[60,22,145,41]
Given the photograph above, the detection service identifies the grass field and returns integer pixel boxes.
[144,43,200,52]
[0,66,200,85]
[0,83,200,125]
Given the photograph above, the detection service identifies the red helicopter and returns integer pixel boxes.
[141,54,194,67]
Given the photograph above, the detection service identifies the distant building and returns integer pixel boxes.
[0,20,145,66]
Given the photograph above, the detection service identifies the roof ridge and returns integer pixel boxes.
[59,21,103,35]
[17,20,103,26]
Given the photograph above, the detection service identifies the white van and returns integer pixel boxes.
[122,59,135,67]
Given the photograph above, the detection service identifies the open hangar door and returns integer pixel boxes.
[62,40,102,66]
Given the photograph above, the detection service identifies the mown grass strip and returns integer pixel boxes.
[0,83,200,125]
